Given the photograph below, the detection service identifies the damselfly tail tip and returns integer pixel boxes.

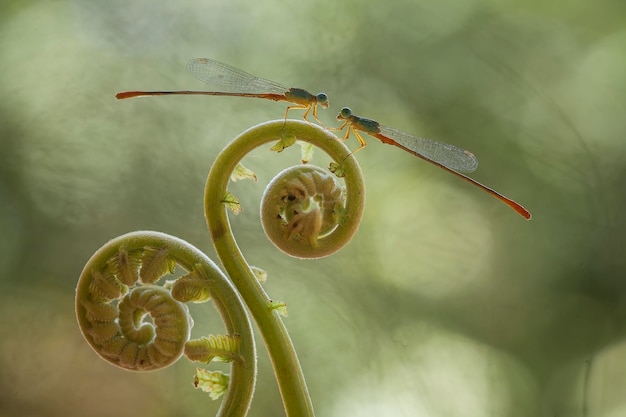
[115,91,144,100]
[513,203,532,220]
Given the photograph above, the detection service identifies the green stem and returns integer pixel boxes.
[204,120,363,417]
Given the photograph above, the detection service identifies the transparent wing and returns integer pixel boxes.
[186,58,289,95]
[379,125,479,173]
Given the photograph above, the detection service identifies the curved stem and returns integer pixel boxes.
[204,120,364,417]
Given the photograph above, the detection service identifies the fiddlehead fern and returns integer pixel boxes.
[204,119,365,416]
[75,119,366,417]
[207,119,364,259]
[261,164,348,258]
[75,231,256,417]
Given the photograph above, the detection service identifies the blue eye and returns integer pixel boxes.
[340,107,352,118]
[316,93,328,105]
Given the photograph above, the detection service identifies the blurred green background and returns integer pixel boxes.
[1,0,625,416]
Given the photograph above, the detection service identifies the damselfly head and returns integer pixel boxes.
[316,93,329,108]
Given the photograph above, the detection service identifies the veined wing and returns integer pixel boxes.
[378,125,479,173]
[186,58,290,96]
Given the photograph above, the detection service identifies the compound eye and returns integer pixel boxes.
[339,107,352,118]
[316,93,329,107]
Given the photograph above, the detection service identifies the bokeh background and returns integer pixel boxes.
[1,0,625,416]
